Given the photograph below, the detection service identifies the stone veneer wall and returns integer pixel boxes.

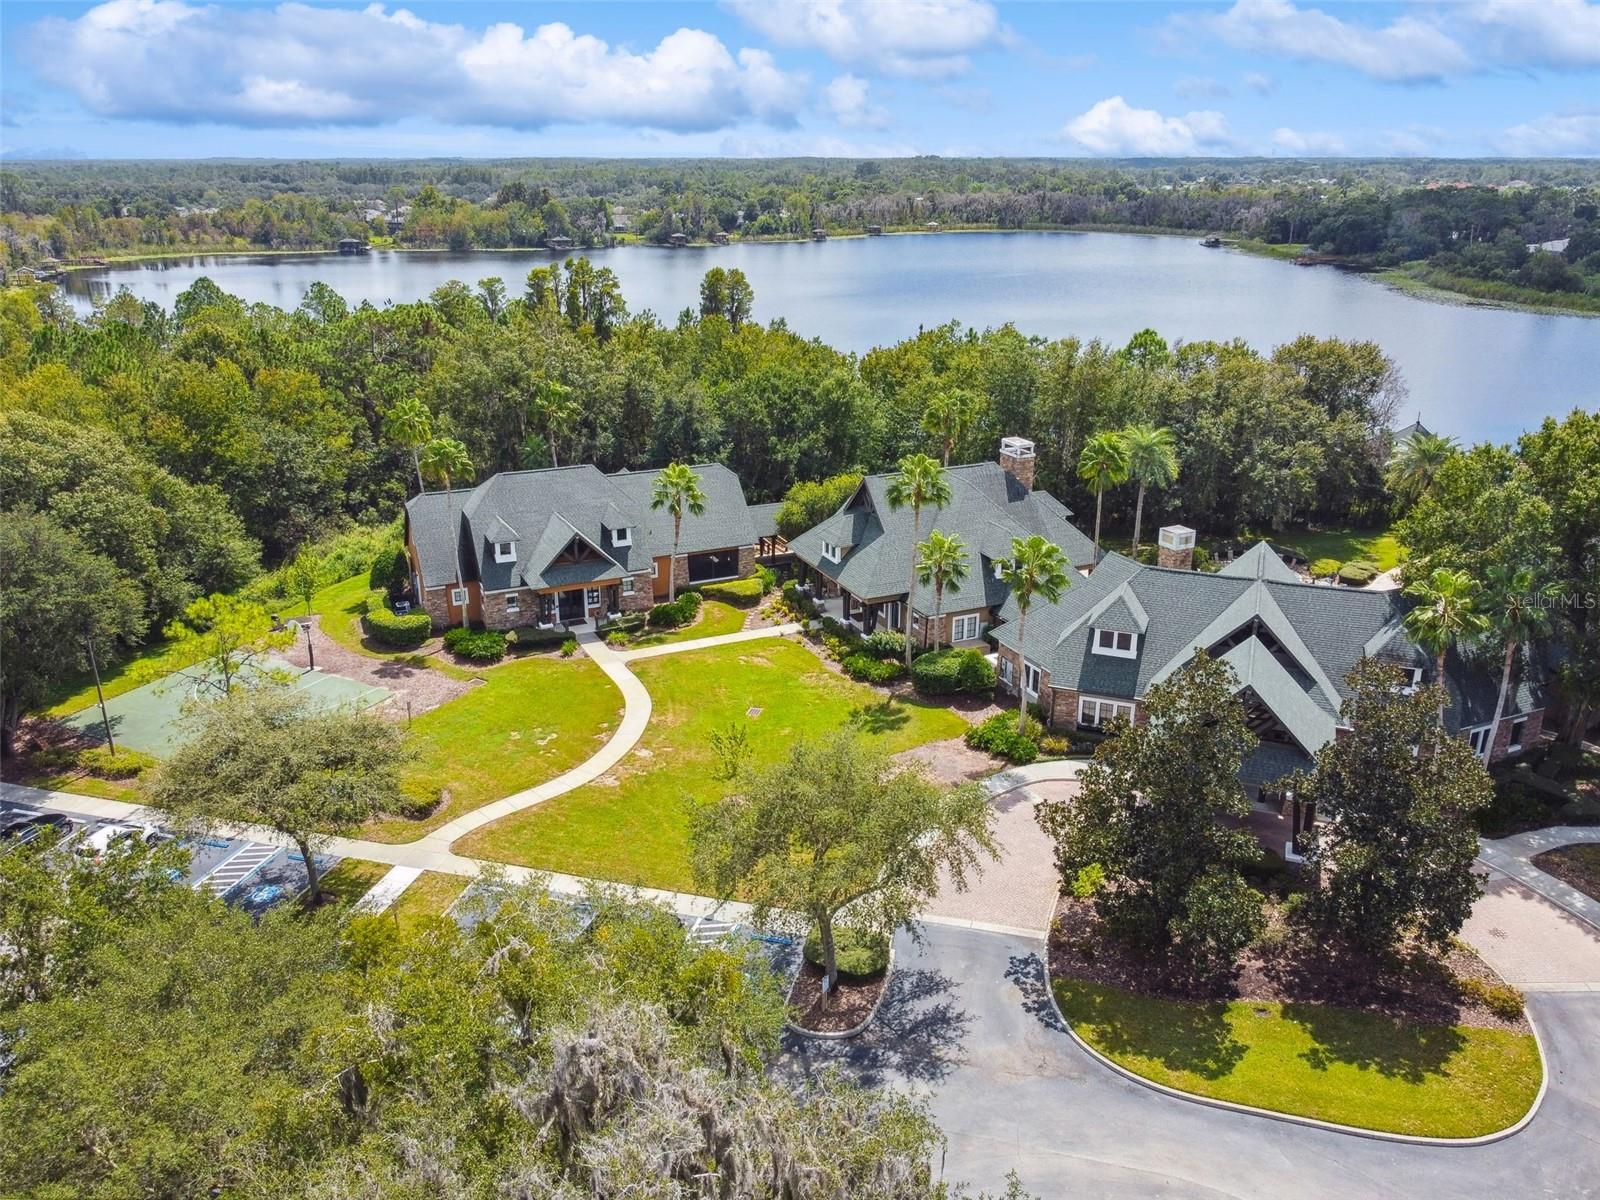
[1156,543,1194,570]
[1489,708,1543,763]
[668,544,758,592]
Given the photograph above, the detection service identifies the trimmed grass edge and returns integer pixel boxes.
[1045,976,1546,1145]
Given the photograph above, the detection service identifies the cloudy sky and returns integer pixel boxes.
[3,0,1598,159]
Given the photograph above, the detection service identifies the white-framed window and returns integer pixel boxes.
[585,588,601,607]
[951,613,981,642]
[999,656,1015,685]
[1508,717,1528,753]
[612,527,632,547]
[650,561,660,578]
[1078,695,1135,729]
[623,577,635,595]
[1023,661,1041,697]
[494,540,516,564]
[1464,725,1492,757]
[1398,666,1424,693]
[823,541,842,563]
[451,587,468,606]
[505,593,521,614]
[1092,628,1137,658]
[993,559,1005,581]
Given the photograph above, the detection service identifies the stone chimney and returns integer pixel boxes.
[998,436,1035,491]
[1157,525,1196,571]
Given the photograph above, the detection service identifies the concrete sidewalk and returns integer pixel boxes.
[616,622,801,662]
[1478,826,1600,931]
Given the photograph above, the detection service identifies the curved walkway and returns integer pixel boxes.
[1479,826,1600,930]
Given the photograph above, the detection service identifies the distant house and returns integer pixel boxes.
[788,438,1097,649]
[337,237,368,254]
[991,534,1547,797]
[545,235,574,251]
[811,227,828,241]
[405,464,761,631]
[669,233,688,247]
[711,230,730,245]
[866,224,884,236]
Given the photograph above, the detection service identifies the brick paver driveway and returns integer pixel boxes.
[923,779,1071,936]
[1462,872,1600,992]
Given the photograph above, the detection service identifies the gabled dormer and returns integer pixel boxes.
[1088,589,1147,659]
[487,516,519,564]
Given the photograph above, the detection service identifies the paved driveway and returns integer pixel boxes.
[1463,872,1600,992]
[923,780,1069,936]
[783,923,1600,1199]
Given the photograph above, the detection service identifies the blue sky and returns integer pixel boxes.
[3,1,1598,159]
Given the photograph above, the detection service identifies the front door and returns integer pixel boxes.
[558,589,585,623]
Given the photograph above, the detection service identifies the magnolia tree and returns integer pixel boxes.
[689,731,996,992]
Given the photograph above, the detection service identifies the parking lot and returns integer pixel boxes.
[1,796,339,917]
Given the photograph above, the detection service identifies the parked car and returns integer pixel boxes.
[1,812,74,847]
[78,823,169,861]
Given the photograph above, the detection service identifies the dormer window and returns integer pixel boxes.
[611,526,632,548]
[993,559,1005,581]
[1398,666,1423,693]
[823,541,843,563]
[494,540,517,564]
[1093,628,1138,658]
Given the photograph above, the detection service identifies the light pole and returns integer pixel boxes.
[84,628,116,756]
[304,618,316,673]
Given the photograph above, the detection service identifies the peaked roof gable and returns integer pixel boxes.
[1218,541,1302,584]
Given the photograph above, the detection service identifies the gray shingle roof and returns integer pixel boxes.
[788,461,1096,609]
[406,463,758,593]
[1218,541,1302,584]
[991,544,1546,749]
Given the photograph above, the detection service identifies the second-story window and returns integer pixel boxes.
[494,540,516,563]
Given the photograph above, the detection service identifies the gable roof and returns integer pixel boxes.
[788,460,1097,609]
[1218,541,1302,584]
[991,549,1546,749]
[406,462,759,593]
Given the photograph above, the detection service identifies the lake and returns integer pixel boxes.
[60,231,1597,443]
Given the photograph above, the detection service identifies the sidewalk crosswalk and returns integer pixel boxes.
[198,843,278,897]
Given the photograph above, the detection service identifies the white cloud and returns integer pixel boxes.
[29,0,808,130]
[823,74,887,128]
[1169,0,1471,83]
[1271,127,1348,155]
[718,131,919,157]
[1493,111,1600,156]
[1467,0,1600,69]
[725,0,1001,78]
[1173,75,1230,100]
[1059,97,1231,157]
[1241,71,1276,95]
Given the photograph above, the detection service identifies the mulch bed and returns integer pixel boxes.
[787,961,888,1034]
[1532,844,1600,903]
[1048,896,1528,1035]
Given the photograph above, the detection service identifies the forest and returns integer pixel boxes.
[3,157,1598,310]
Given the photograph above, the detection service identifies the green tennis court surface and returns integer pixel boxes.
[66,654,392,757]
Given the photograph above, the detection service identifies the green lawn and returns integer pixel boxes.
[624,599,748,648]
[363,653,623,843]
[387,871,472,931]
[456,639,969,891]
[1271,527,1405,573]
[1054,978,1541,1138]
[315,858,392,907]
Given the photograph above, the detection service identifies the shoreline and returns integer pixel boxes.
[41,226,1598,320]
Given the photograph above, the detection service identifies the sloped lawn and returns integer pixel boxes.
[455,639,969,892]
[624,599,747,648]
[1053,978,1541,1138]
[363,654,623,842]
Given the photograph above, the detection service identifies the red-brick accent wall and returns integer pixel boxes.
[622,572,654,612]
[1490,709,1543,762]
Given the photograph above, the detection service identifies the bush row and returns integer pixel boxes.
[1337,560,1380,586]
[909,647,995,695]
[699,574,765,608]
[363,588,432,648]
[842,653,905,684]
[648,590,704,629]
[28,744,161,780]
[965,711,1043,764]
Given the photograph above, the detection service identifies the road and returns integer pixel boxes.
[783,923,1600,1199]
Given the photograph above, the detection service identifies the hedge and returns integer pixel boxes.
[443,627,508,662]
[842,653,905,684]
[648,591,704,629]
[508,626,572,651]
[1338,560,1379,586]
[863,628,907,660]
[699,576,765,608]
[910,648,995,695]
[803,926,890,978]
[368,544,410,597]
[364,589,433,648]
[965,711,1041,764]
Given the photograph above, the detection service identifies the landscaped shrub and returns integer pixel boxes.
[1475,777,1554,836]
[368,544,410,597]
[910,648,995,695]
[76,746,160,780]
[863,628,907,660]
[508,626,572,652]
[560,638,578,657]
[964,711,1040,764]
[648,591,703,629]
[1457,976,1525,1021]
[803,926,890,978]
[781,581,819,620]
[364,594,432,648]
[699,576,765,608]
[842,653,905,684]
[1308,557,1343,579]
[443,627,508,662]
[1192,545,1218,573]
[756,565,777,594]
[604,631,630,648]
[364,587,387,615]
[1337,560,1379,586]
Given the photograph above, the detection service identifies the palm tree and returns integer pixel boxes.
[921,389,975,467]
[1077,430,1131,560]
[529,378,580,468]
[383,397,433,496]
[1386,432,1458,509]
[1000,535,1072,734]
[915,530,969,651]
[1481,564,1558,763]
[1402,566,1488,738]
[650,462,707,603]
[885,454,953,668]
[419,438,474,623]
[1121,424,1179,556]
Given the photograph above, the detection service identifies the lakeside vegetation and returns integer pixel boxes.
[5,157,1598,312]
